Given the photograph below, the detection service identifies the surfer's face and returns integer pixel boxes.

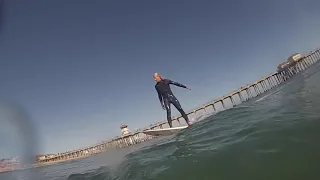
[154,74,162,82]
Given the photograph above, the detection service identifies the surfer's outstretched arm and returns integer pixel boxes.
[167,79,189,89]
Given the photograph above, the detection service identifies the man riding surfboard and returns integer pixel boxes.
[153,73,191,128]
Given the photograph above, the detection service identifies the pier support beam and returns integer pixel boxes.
[238,92,244,102]
[220,100,225,109]
[230,96,235,107]
[212,103,216,112]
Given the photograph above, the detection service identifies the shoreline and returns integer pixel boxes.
[0,155,93,173]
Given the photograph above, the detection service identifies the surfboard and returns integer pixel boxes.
[143,126,188,136]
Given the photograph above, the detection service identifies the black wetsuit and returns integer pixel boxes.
[155,79,190,127]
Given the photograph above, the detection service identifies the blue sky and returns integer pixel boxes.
[0,0,320,156]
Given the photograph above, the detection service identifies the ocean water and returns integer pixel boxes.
[1,62,320,180]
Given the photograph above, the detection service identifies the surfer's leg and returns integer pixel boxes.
[164,98,173,128]
[170,97,190,126]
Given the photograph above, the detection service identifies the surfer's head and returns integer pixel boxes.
[153,72,162,82]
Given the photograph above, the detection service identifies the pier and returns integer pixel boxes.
[36,49,320,165]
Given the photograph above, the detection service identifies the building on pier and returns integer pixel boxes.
[288,53,304,63]
[277,52,304,79]
[36,155,46,161]
[277,61,290,70]
[277,53,304,70]
[120,124,130,136]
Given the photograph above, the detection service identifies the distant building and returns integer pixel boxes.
[120,124,130,136]
[277,53,304,72]
[288,53,304,63]
[46,154,56,159]
[35,154,56,161]
[277,61,290,71]
[36,155,46,161]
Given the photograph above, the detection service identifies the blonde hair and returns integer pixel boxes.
[154,72,162,78]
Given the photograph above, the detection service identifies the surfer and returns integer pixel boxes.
[153,73,191,128]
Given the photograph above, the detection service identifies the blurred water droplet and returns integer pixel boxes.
[0,102,39,179]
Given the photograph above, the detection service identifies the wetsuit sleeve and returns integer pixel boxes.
[167,79,187,88]
[156,87,163,106]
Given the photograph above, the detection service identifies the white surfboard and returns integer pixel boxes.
[143,126,188,136]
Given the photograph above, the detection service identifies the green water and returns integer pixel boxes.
[1,63,320,180]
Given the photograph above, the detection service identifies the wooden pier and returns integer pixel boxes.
[37,49,320,165]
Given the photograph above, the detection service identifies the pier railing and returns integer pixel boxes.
[37,49,320,164]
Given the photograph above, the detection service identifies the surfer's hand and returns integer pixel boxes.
[186,86,191,90]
